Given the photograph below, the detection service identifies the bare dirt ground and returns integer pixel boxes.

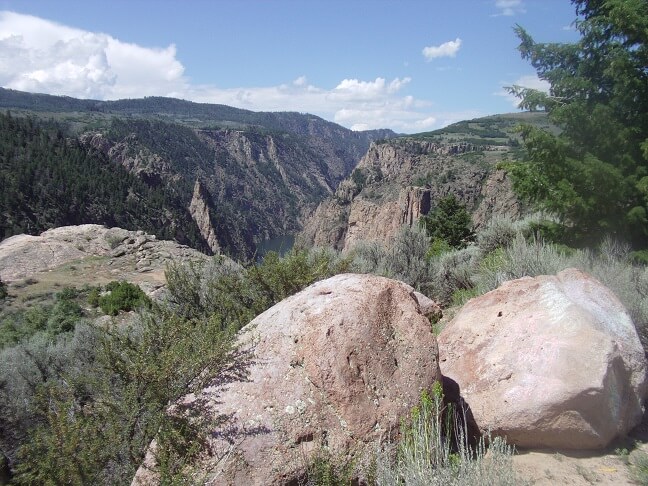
[512,419,648,485]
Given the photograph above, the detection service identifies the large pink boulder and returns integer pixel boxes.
[135,273,440,485]
[438,268,647,449]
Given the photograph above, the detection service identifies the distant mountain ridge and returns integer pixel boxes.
[0,88,397,258]
[0,87,395,139]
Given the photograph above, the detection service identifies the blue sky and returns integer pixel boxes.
[0,0,580,133]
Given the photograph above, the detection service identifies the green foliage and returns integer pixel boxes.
[507,0,648,247]
[451,288,479,307]
[351,167,368,188]
[631,450,648,485]
[374,382,518,485]
[0,278,7,301]
[98,281,151,316]
[46,296,82,335]
[426,238,453,259]
[249,248,352,308]
[351,225,433,292]
[475,217,519,254]
[304,450,356,486]
[87,286,101,308]
[13,384,110,486]
[421,196,473,248]
[8,306,233,484]
[0,287,85,350]
[166,248,351,330]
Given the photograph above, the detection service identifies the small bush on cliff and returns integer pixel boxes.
[99,280,151,316]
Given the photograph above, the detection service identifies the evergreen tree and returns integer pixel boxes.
[421,195,473,248]
[506,0,648,247]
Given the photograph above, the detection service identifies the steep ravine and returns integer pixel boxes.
[1,89,397,259]
[80,120,392,258]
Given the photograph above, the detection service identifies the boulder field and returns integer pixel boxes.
[439,268,647,449]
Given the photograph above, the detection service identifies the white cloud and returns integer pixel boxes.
[0,11,185,99]
[0,11,476,133]
[292,75,307,87]
[422,38,462,61]
[493,0,526,17]
[495,74,550,108]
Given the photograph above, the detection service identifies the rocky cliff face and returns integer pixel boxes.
[80,132,176,187]
[78,120,393,259]
[300,137,521,250]
[188,179,220,254]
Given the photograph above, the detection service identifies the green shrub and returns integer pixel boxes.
[46,298,83,335]
[10,307,233,484]
[350,225,432,292]
[631,450,648,485]
[476,217,517,254]
[0,278,7,301]
[374,382,518,485]
[99,281,151,316]
[304,449,355,486]
[87,286,101,308]
[426,238,453,259]
[451,288,479,307]
[429,246,480,305]
[166,248,350,329]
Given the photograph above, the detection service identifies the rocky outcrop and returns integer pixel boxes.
[399,186,431,226]
[341,186,432,250]
[80,132,174,186]
[189,179,220,254]
[438,268,648,449]
[133,274,441,485]
[300,136,517,250]
[472,169,521,229]
[0,225,207,286]
[298,198,350,250]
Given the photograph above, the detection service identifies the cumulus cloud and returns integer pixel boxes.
[0,11,474,133]
[422,38,462,61]
[495,74,550,107]
[493,0,526,17]
[0,11,186,99]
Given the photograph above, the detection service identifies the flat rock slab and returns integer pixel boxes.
[0,225,206,284]
[439,268,647,449]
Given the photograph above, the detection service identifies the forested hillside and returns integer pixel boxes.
[0,112,207,249]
